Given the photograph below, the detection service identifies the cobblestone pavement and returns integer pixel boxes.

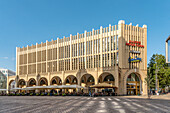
[0,96,169,113]
[121,93,170,100]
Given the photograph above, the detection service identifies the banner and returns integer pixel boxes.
[128,56,141,63]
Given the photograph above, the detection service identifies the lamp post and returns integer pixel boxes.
[155,62,159,95]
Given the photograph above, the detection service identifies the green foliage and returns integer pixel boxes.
[62,93,66,96]
[147,54,170,89]
[41,93,44,96]
[54,93,58,96]
[22,93,25,96]
[16,94,20,96]
[8,93,13,96]
[36,93,39,96]
[30,93,33,96]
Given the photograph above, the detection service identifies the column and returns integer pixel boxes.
[118,20,125,68]
[36,43,38,75]
[52,40,54,72]
[46,40,48,73]
[92,29,94,68]
[94,71,98,93]
[27,45,29,74]
[70,34,72,70]
[109,24,112,66]
[84,31,87,69]
[63,36,65,71]
[77,33,79,69]
[6,75,9,94]
[16,47,19,75]
[57,38,59,72]
[142,25,147,70]
[100,26,103,67]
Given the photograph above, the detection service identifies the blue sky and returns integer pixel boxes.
[0,0,170,71]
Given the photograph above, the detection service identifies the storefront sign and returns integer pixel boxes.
[126,40,144,48]
[128,56,141,63]
[130,50,141,54]
[127,83,136,85]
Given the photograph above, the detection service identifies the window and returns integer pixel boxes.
[111,36,113,51]
[108,37,109,51]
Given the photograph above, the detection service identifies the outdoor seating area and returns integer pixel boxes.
[0,83,117,97]
[0,91,117,97]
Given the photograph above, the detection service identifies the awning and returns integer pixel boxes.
[22,86,49,90]
[10,88,22,91]
[90,83,117,88]
[57,85,86,89]
[0,89,7,91]
[22,85,86,90]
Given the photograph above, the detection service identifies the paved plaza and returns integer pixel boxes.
[0,96,169,113]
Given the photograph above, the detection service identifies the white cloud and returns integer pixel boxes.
[11,57,15,61]
[1,57,8,59]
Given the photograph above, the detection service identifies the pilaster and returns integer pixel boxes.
[70,34,72,70]
[84,31,87,69]
[100,26,103,67]
[46,40,48,73]
[57,38,59,71]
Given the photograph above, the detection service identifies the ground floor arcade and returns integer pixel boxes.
[7,67,147,96]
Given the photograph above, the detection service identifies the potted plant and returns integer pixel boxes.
[41,93,44,96]
[30,93,33,96]
[16,94,20,96]
[62,93,66,96]
[22,93,25,96]
[36,93,39,96]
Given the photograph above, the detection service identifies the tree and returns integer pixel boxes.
[147,54,170,91]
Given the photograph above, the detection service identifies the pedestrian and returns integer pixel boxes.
[89,91,91,97]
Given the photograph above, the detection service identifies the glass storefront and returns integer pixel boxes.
[127,73,140,95]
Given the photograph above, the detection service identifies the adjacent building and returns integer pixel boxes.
[0,68,16,89]
[0,72,7,89]
[0,68,16,76]
[166,36,170,65]
[7,20,147,95]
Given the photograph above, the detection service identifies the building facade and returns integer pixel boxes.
[7,20,147,95]
[0,72,7,89]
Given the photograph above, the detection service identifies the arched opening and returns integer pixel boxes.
[38,77,48,94]
[65,75,77,85]
[81,74,95,93]
[81,74,95,86]
[126,73,141,95]
[50,76,62,85]
[98,73,116,95]
[52,79,57,84]
[50,76,62,94]
[98,73,115,85]
[28,78,36,87]
[27,78,36,93]
[9,80,15,89]
[38,77,48,86]
[64,75,77,93]
[17,79,26,88]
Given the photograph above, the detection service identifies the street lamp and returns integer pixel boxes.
[155,62,159,95]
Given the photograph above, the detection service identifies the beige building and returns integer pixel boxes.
[7,20,147,95]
